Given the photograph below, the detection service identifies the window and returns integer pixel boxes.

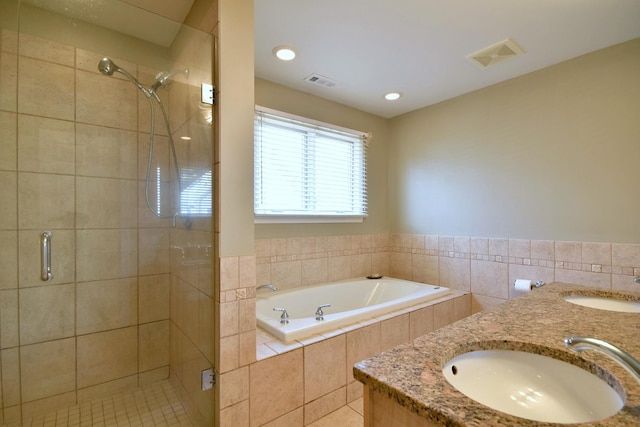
[254,106,369,222]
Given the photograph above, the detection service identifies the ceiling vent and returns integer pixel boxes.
[467,38,525,68]
[304,73,336,88]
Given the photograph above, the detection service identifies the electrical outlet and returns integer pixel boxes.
[201,368,214,391]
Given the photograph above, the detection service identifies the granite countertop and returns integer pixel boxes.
[353,283,640,426]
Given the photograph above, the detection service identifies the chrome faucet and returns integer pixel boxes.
[315,304,331,321]
[565,336,640,384]
[273,307,289,324]
[257,284,278,292]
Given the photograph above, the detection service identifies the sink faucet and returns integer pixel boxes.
[257,284,278,292]
[565,336,640,384]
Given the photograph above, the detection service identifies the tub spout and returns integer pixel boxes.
[565,336,640,384]
[257,284,278,292]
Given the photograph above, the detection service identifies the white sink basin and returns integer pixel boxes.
[564,295,640,313]
[443,349,623,423]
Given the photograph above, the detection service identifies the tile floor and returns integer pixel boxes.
[2,380,193,427]
[309,399,364,427]
[2,382,363,427]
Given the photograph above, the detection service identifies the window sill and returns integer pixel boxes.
[254,215,365,224]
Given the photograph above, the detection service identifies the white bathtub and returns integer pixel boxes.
[256,277,451,342]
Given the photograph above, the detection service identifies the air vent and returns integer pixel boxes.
[304,73,336,88]
[467,38,525,68]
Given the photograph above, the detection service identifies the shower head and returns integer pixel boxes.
[97,57,151,98]
[98,57,117,76]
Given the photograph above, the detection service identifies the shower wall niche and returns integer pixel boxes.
[0,1,214,425]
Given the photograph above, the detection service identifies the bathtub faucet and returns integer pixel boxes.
[257,284,278,292]
[315,304,331,321]
[565,336,640,384]
[273,307,289,324]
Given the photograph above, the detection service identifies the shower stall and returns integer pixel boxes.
[0,0,215,425]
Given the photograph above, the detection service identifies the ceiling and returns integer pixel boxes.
[254,0,640,118]
[23,0,195,47]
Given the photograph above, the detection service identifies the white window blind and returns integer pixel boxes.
[254,106,369,221]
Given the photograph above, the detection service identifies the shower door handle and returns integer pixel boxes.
[40,231,53,281]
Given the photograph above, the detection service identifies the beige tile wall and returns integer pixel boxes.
[387,234,640,312]
[218,232,639,426]
[0,30,174,424]
[164,22,215,427]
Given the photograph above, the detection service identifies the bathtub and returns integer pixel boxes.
[256,277,451,342]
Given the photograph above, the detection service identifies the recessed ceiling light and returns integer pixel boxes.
[273,46,296,61]
[180,136,192,141]
[384,92,402,101]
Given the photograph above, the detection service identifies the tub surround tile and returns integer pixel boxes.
[301,257,329,286]
[389,252,411,280]
[271,260,301,291]
[354,283,640,426]
[508,238,530,258]
[250,349,303,427]
[439,257,470,292]
[304,335,346,403]
[307,405,363,427]
[555,240,582,263]
[469,237,488,255]
[488,237,508,257]
[328,255,352,282]
[409,306,435,340]
[346,323,381,384]
[530,239,554,261]
[380,314,410,351]
[470,260,508,299]
[411,254,439,285]
[453,236,470,253]
[220,367,249,410]
[304,386,346,425]
[471,293,504,314]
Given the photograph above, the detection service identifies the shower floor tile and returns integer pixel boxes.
[5,380,194,427]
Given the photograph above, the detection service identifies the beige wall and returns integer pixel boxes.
[217,0,255,256]
[389,38,640,243]
[255,78,390,239]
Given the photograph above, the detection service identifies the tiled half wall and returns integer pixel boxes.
[217,233,640,426]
